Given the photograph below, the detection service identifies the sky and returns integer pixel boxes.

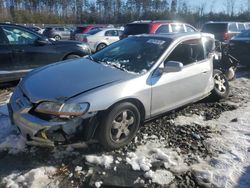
[187,0,246,13]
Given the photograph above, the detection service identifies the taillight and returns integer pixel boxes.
[223,32,229,41]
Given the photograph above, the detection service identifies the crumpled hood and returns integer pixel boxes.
[20,58,135,103]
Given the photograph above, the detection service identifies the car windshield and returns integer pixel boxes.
[124,24,150,35]
[90,36,172,74]
[202,23,227,33]
[85,29,102,35]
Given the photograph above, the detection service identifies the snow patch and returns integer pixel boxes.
[85,154,114,169]
[144,169,174,185]
[2,166,57,188]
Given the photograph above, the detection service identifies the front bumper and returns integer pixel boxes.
[8,87,97,147]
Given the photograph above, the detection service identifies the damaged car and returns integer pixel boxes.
[8,33,230,150]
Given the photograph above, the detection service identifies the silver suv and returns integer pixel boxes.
[9,32,229,150]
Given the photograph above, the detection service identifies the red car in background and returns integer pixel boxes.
[120,20,197,39]
[70,25,108,40]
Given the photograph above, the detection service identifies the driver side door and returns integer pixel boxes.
[150,38,213,117]
[2,25,60,70]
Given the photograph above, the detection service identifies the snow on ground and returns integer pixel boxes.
[2,166,58,188]
[85,154,114,169]
[191,102,250,188]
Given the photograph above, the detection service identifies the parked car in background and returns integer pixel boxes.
[229,29,250,67]
[8,32,229,149]
[43,26,73,40]
[120,20,197,39]
[75,28,123,52]
[201,22,247,42]
[70,25,107,40]
[0,23,91,83]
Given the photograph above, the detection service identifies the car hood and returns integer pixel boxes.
[20,59,136,103]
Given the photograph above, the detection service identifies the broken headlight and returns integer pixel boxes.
[35,102,89,116]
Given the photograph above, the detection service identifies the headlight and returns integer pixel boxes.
[35,102,89,116]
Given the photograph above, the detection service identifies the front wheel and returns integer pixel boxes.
[96,43,107,52]
[98,102,141,150]
[210,69,230,101]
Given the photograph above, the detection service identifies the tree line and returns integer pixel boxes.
[0,0,250,27]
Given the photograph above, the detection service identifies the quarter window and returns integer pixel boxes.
[2,26,38,45]
[186,25,196,32]
[155,25,170,34]
[166,39,205,65]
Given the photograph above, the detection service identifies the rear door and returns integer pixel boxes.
[228,23,239,40]
[151,38,213,116]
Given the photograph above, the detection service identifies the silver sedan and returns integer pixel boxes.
[8,33,230,149]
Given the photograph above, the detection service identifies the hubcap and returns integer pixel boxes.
[214,74,227,93]
[111,110,135,142]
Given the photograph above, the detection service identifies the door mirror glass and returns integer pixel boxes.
[163,61,183,73]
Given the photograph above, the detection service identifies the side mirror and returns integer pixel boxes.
[162,61,183,73]
[35,38,48,46]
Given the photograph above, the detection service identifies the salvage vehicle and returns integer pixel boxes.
[0,23,91,83]
[75,28,124,52]
[70,25,108,40]
[43,26,73,40]
[229,29,250,67]
[8,33,230,150]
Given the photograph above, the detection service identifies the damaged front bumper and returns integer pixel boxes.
[8,87,98,147]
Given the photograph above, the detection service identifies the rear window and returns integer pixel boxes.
[124,24,150,35]
[202,23,227,33]
[85,28,102,35]
[75,27,88,33]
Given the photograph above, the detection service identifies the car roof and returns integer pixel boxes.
[133,32,212,40]
[128,20,187,25]
[204,21,242,24]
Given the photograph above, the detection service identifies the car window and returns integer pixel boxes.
[118,30,124,36]
[186,25,196,32]
[229,23,238,32]
[56,27,64,31]
[124,24,150,35]
[202,23,227,33]
[203,37,215,58]
[2,26,38,45]
[171,24,185,33]
[105,30,118,36]
[91,36,172,74]
[85,29,102,35]
[155,25,170,34]
[0,29,8,44]
[166,39,205,66]
[238,23,245,31]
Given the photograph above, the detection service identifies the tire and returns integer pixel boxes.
[96,43,107,52]
[98,102,141,150]
[54,35,61,40]
[65,54,81,60]
[210,69,230,101]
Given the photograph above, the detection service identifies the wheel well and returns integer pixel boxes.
[96,43,107,50]
[63,53,81,60]
[108,98,146,122]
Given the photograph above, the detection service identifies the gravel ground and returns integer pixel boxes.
[0,69,249,188]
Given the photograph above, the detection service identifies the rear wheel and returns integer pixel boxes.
[96,43,107,51]
[54,35,61,40]
[211,69,230,100]
[98,102,141,150]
